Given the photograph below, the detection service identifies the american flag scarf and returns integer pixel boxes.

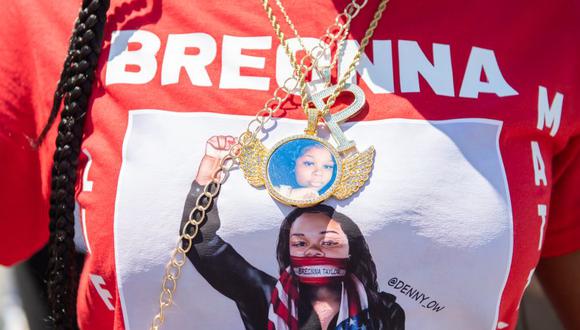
[267,267,370,330]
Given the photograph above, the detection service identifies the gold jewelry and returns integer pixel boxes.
[273,0,357,81]
[239,0,389,206]
[239,133,375,207]
[262,0,380,113]
[150,1,390,328]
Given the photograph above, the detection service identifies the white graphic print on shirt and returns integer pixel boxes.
[113,111,511,330]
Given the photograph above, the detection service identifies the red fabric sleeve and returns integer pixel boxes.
[0,120,48,266]
[542,135,580,258]
[0,1,78,265]
[0,3,47,266]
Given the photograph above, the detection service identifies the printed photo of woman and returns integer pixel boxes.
[180,135,405,330]
[268,138,338,201]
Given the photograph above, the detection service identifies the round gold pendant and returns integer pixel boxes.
[239,132,375,208]
[264,135,343,207]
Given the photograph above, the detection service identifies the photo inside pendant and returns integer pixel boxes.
[268,138,338,202]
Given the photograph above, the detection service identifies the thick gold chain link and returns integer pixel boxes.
[320,0,389,116]
[150,1,390,328]
[273,0,353,80]
[263,0,365,110]
[274,0,366,76]
[149,75,297,330]
[262,0,390,115]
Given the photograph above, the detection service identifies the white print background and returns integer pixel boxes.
[114,111,512,330]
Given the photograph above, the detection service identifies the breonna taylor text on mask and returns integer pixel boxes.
[294,266,347,277]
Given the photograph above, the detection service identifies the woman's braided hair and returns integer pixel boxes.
[37,0,110,328]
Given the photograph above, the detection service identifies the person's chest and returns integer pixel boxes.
[70,1,579,329]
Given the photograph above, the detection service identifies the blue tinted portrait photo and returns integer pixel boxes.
[268,139,338,201]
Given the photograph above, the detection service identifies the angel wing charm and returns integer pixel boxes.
[238,135,268,187]
[238,134,374,207]
[332,146,375,200]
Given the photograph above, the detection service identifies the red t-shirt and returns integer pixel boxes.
[1,0,579,329]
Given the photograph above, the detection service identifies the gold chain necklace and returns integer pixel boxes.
[150,1,390,328]
[273,0,356,82]
[262,0,388,115]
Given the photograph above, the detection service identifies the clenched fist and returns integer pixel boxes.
[195,135,237,185]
